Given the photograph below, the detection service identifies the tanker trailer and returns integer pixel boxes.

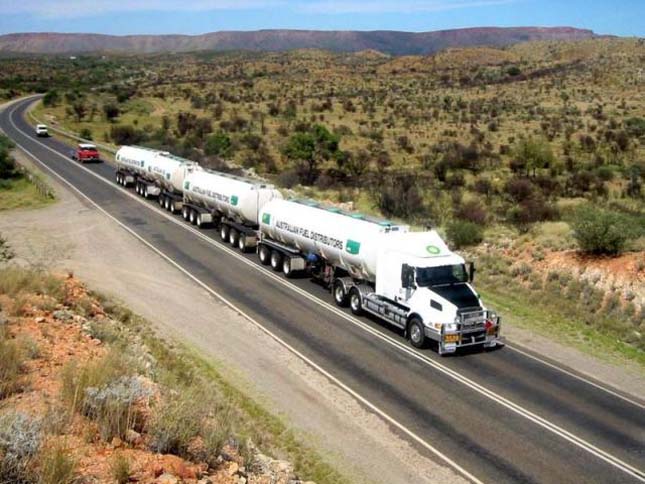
[148,152,201,214]
[182,169,282,250]
[259,199,501,355]
[115,145,162,193]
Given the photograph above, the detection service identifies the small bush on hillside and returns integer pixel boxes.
[446,220,484,248]
[39,443,76,484]
[0,267,64,300]
[0,327,25,400]
[0,134,16,179]
[83,376,153,441]
[454,200,488,226]
[0,412,42,482]
[570,206,633,255]
[110,453,131,484]
[110,125,145,145]
[148,389,205,456]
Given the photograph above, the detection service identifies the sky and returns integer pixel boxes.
[0,0,643,37]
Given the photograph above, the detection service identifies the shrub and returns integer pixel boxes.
[39,443,76,484]
[0,267,64,299]
[110,125,145,145]
[570,206,632,255]
[446,220,484,248]
[0,326,25,399]
[454,200,488,226]
[0,134,16,179]
[148,389,205,457]
[110,452,131,484]
[371,173,425,220]
[79,128,93,141]
[0,412,42,482]
[205,131,232,157]
[42,90,60,107]
[82,376,153,441]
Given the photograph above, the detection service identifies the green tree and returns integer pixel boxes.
[103,103,120,122]
[571,206,633,255]
[0,135,16,179]
[283,124,339,185]
[446,220,484,248]
[205,131,232,157]
[511,137,555,177]
[42,90,60,107]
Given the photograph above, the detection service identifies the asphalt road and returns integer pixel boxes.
[3,96,644,484]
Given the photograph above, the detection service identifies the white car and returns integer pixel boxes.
[35,124,49,137]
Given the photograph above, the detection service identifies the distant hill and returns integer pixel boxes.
[0,27,598,56]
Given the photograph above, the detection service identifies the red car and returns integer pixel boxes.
[71,143,101,163]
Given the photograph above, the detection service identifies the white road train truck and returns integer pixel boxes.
[259,199,501,354]
[114,146,200,215]
[182,169,282,250]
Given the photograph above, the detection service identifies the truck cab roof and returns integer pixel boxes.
[383,231,464,267]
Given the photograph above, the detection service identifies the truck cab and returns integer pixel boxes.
[72,143,101,163]
[35,124,49,137]
[345,231,501,355]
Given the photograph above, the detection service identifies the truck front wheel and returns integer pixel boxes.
[349,288,363,315]
[408,318,426,349]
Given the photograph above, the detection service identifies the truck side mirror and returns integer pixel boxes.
[401,264,414,289]
[468,261,476,282]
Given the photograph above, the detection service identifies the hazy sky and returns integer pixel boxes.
[0,0,643,36]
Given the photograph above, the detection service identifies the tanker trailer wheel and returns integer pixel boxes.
[220,224,229,241]
[282,258,295,278]
[135,182,141,195]
[182,206,190,221]
[196,213,207,228]
[238,234,248,252]
[164,197,171,211]
[408,317,426,349]
[143,186,149,199]
[189,209,197,225]
[116,173,121,185]
[258,245,271,265]
[333,281,349,307]
[270,250,283,271]
[349,288,363,316]
[229,229,239,246]
[158,194,165,207]
[169,201,177,214]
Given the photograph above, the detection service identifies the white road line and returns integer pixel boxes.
[8,98,645,482]
[506,344,645,410]
[6,99,484,484]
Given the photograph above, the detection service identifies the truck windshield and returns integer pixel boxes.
[416,264,468,287]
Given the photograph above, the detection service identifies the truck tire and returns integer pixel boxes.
[189,209,197,225]
[220,224,229,242]
[196,213,205,228]
[349,288,363,315]
[258,245,271,265]
[116,173,121,185]
[283,258,294,278]
[158,194,165,207]
[408,318,426,349]
[238,234,248,252]
[182,206,190,221]
[270,250,283,271]
[333,281,348,307]
[169,201,177,214]
[229,228,239,246]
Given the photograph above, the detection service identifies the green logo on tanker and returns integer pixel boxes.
[262,213,271,224]
[184,181,190,190]
[426,245,441,255]
[346,239,361,255]
[230,195,239,206]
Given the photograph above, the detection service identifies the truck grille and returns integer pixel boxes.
[458,308,487,330]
